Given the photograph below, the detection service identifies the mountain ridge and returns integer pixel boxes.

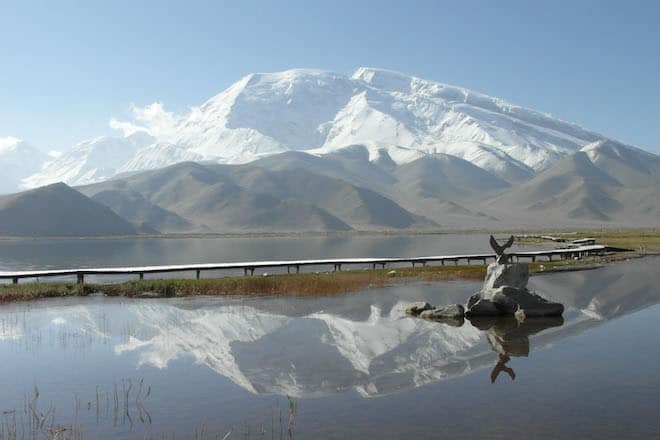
[0,182,141,237]
[489,140,659,224]
[2,67,642,193]
[1,68,657,234]
[0,137,657,237]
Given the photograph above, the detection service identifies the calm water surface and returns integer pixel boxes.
[0,233,520,283]
[0,233,501,270]
[0,252,659,438]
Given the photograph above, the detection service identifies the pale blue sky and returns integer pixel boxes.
[1,0,659,153]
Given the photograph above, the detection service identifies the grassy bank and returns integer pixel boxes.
[2,229,656,304]
[0,254,634,304]
[0,265,489,303]
[516,228,660,252]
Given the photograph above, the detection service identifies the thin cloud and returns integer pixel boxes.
[109,102,181,141]
[0,136,21,152]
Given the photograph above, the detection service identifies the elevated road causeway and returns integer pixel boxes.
[0,244,610,284]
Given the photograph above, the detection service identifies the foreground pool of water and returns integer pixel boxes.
[1,257,659,439]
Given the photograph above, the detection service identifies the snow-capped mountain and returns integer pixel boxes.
[0,137,47,193]
[21,132,154,189]
[117,142,203,174]
[164,67,601,176]
[13,66,625,191]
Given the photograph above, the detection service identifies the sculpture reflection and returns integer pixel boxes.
[491,354,516,383]
[468,316,564,383]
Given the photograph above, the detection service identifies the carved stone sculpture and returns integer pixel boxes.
[465,235,564,317]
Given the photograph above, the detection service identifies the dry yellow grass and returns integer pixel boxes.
[516,228,660,254]
[0,265,487,303]
[1,229,655,304]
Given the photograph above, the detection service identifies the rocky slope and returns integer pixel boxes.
[0,183,140,236]
[490,140,660,224]
[2,137,658,236]
[78,160,433,233]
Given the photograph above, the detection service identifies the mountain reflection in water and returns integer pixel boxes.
[1,257,658,401]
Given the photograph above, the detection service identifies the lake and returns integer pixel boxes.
[0,237,659,438]
[0,233,509,283]
[0,233,503,269]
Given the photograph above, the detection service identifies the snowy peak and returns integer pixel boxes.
[117,142,203,174]
[185,66,606,175]
[6,67,655,194]
[21,136,142,189]
[222,69,356,150]
[580,139,660,187]
[352,67,415,93]
[0,137,47,193]
[125,130,157,147]
[581,139,658,164]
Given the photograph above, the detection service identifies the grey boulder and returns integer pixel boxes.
[404,301,433,316]
[419,304,465,320]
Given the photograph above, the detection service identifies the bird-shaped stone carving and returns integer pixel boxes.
[490,235,515,264]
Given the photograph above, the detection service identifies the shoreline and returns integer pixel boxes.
[0,227,657,242]
[0,251,652,305]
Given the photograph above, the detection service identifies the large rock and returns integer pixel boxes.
[404,302,433,316]
[481,262,529,292]
[467,287,564,317]
[419,304,465,320]
[466,294,501,316]
[419,304,465,326]
[466,262,563,317]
